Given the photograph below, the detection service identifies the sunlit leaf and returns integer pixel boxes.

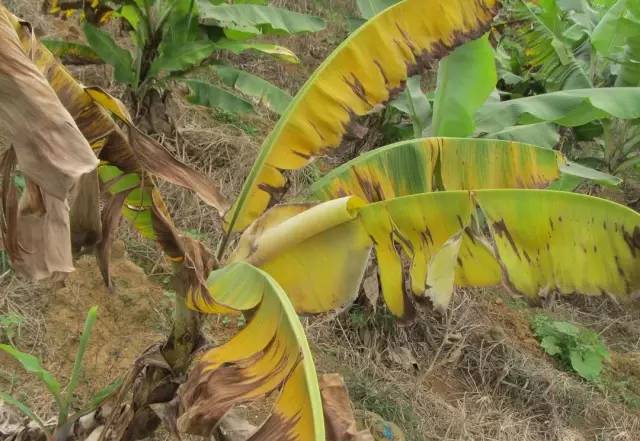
[214,65,292,114]
[197,2,326,36]
[223,0,500,235]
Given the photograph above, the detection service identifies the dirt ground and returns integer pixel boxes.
[1,1,640,440]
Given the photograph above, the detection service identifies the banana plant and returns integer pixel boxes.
[497,0,640,91]
[44,0,316,119]
[2,1,640,441]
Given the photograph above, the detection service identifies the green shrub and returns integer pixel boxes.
[532,314,610,381]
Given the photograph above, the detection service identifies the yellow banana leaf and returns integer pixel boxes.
[307,136,573,307]
[476,190,640,299]
[224,0,499,234]
[180,262,324,441]
[310,138,564,202]
[224,191,640,321]
[229,198,372,314]
[358,192,475,318]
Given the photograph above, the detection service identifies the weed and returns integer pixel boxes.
[346,373,420,440]
[597,373,640,410]
[504,296,529,311]
[213,111,259,136]
[532,314,610,381]
[0,312,24,345]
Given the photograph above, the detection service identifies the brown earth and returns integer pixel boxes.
[0,246,166,417]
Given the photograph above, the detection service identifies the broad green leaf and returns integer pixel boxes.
[161,0,201,45]
[432,34,496,137]
[197,2,326,36]
[591,0,639,57]
[215,65,292,114]
[183,79,254,114]
[481,122,560,149]
[215,39,300,63]
[540,336,563,355]
[82,23,136,86]
[356,0,401,19]
[615,36,640,87]
[147,41,216,79]
[117,4,143,31]
[559,161,621,186]
[392,75,431,137]
[0,344,62,405]
[570,349,604,380]
[41,39,102,65]
[181,262,325,441]
[475,88,640,135]
[222,0,500,235]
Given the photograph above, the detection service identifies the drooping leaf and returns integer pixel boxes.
[0,344,62,406]
[559,160,622,186]
[432,34,496,137]
[82,22,136,86]
[358,191,477,318]
[214,66,292,114]
[87,87,230,215]
[215,39,300,63]
[69,170,103,253]
[483,122,560,149]
[476,190,639,301]
[183,79,255,114]
[179,262,325,441]
[475,88,640,135]
[5,12,226,285]
[197,2,326,36]
[41,39,103,65]
[0,392,50,437]
[223,0,500,235]
[0,7,98,279]
[232,190,640,321]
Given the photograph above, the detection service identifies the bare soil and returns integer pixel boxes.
[1,247,166,417]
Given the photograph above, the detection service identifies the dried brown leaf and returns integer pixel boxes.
[320,374,374,441]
